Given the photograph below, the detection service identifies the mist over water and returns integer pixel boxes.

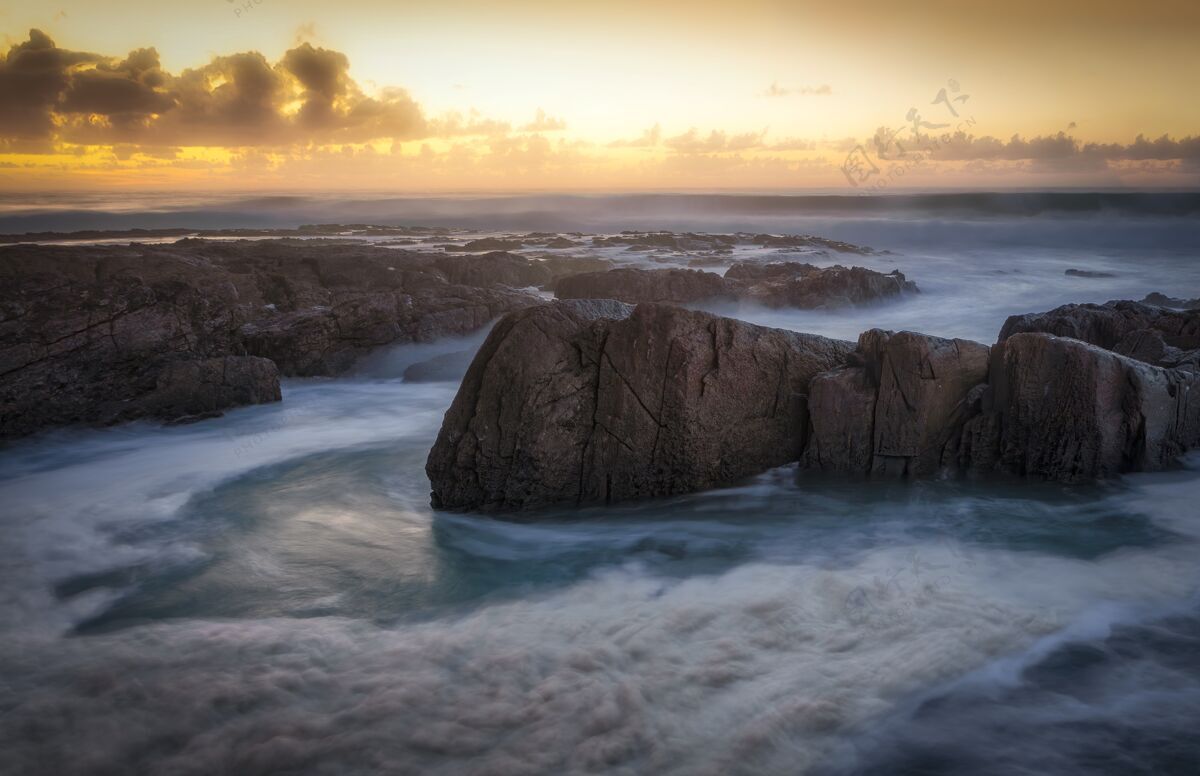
[2,198,1200,774]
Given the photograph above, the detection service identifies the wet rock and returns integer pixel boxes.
[750,234,874,254]
[725,262,917,309]
[434,251,551,288]
[554,263,917,309]
[802,330,990,476]
[0,239,537,437]
[984,333,1200,481]
[147,356,281,420]
[554,267,734,305]
[444,237,528,252]
[427,302,853,511]
[1142,292,1200,310]
[999,300,1200,365]
[1064,268,1115,278]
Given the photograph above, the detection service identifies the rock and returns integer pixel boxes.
[0,239,538,437]
[1142,292,1200,310]
[999,300,1200,365]
[434,251,551,288]
[750,234,874,254]
[984,333,1200,481]
[542,237,581,248]
[444,237,527,252]
[554,263,918,309]
[802,330,990,476]
[403,349,476,383]
[554,268,733,305]
[426,302,853,511]
[1064,268,1115,278]
[147,356,281,420]
[725,262,917,309]
[591,232,738,252]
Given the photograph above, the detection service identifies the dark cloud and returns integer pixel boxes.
[0,29,427,149]
[0,29,102,139]
[924,131,1200,163]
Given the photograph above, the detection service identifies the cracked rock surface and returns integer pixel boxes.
[426,301,853,511]
[0,239,543,437]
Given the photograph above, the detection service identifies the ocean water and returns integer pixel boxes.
[1,194,1200,775]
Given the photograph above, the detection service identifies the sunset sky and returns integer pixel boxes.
[1,0,1197,191]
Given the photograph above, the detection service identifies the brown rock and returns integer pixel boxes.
[802,330,990,477]
[427,302,853,511]
[554,267,733,305]
[985,333,1200,481]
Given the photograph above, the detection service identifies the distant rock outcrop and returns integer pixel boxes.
[426,301,852,511]
[555,263,917,310]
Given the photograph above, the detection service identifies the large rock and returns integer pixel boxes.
[0,239,539,437]
[146,356,281,422]
[725,262,918,309]
[427,301,853,511]
[554,267,733,305]
[981,333,1200,481]
[998,300,1200,362]
[802,330,990,476]
[554,263,918,310]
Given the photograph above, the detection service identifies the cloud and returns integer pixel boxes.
[520,108,566,132]
[664,128,767,153]
[0,29,428,149]
[922,131,1200,166]
[608,123,661,148]
[762,82,831,97]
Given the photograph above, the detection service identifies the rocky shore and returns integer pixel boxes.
[428,298,1200,511]
[1,229,910,439]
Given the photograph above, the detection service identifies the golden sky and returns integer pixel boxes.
[0,0,1197,191]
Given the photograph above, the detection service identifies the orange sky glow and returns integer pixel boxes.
[1,0,1197,191]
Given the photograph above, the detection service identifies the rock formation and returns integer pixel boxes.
[0,238,542,437]
[426,301,853,511]
[803,330,990,476]
[555,263,917,309]
[554,267,734,305]
[427,298,1200,512]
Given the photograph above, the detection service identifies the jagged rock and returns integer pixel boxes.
[444,237,528,252]
[554,263,917,309]
[999,300,1200,367]
[750,234,873,254]
[983,333,1200,481]
[0,239,538,437]
[725,262,917,309]
[802,330,989,476]
[1142,292,1200,310]
[148,356,280,421]
[554,267,733,305]
[426,301,853,511]
[434,251,551,288]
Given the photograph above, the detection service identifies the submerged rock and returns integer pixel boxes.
[1064,268,1116,278]
[426,301,852,511]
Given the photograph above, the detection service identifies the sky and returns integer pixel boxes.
[0,0,1197,192]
